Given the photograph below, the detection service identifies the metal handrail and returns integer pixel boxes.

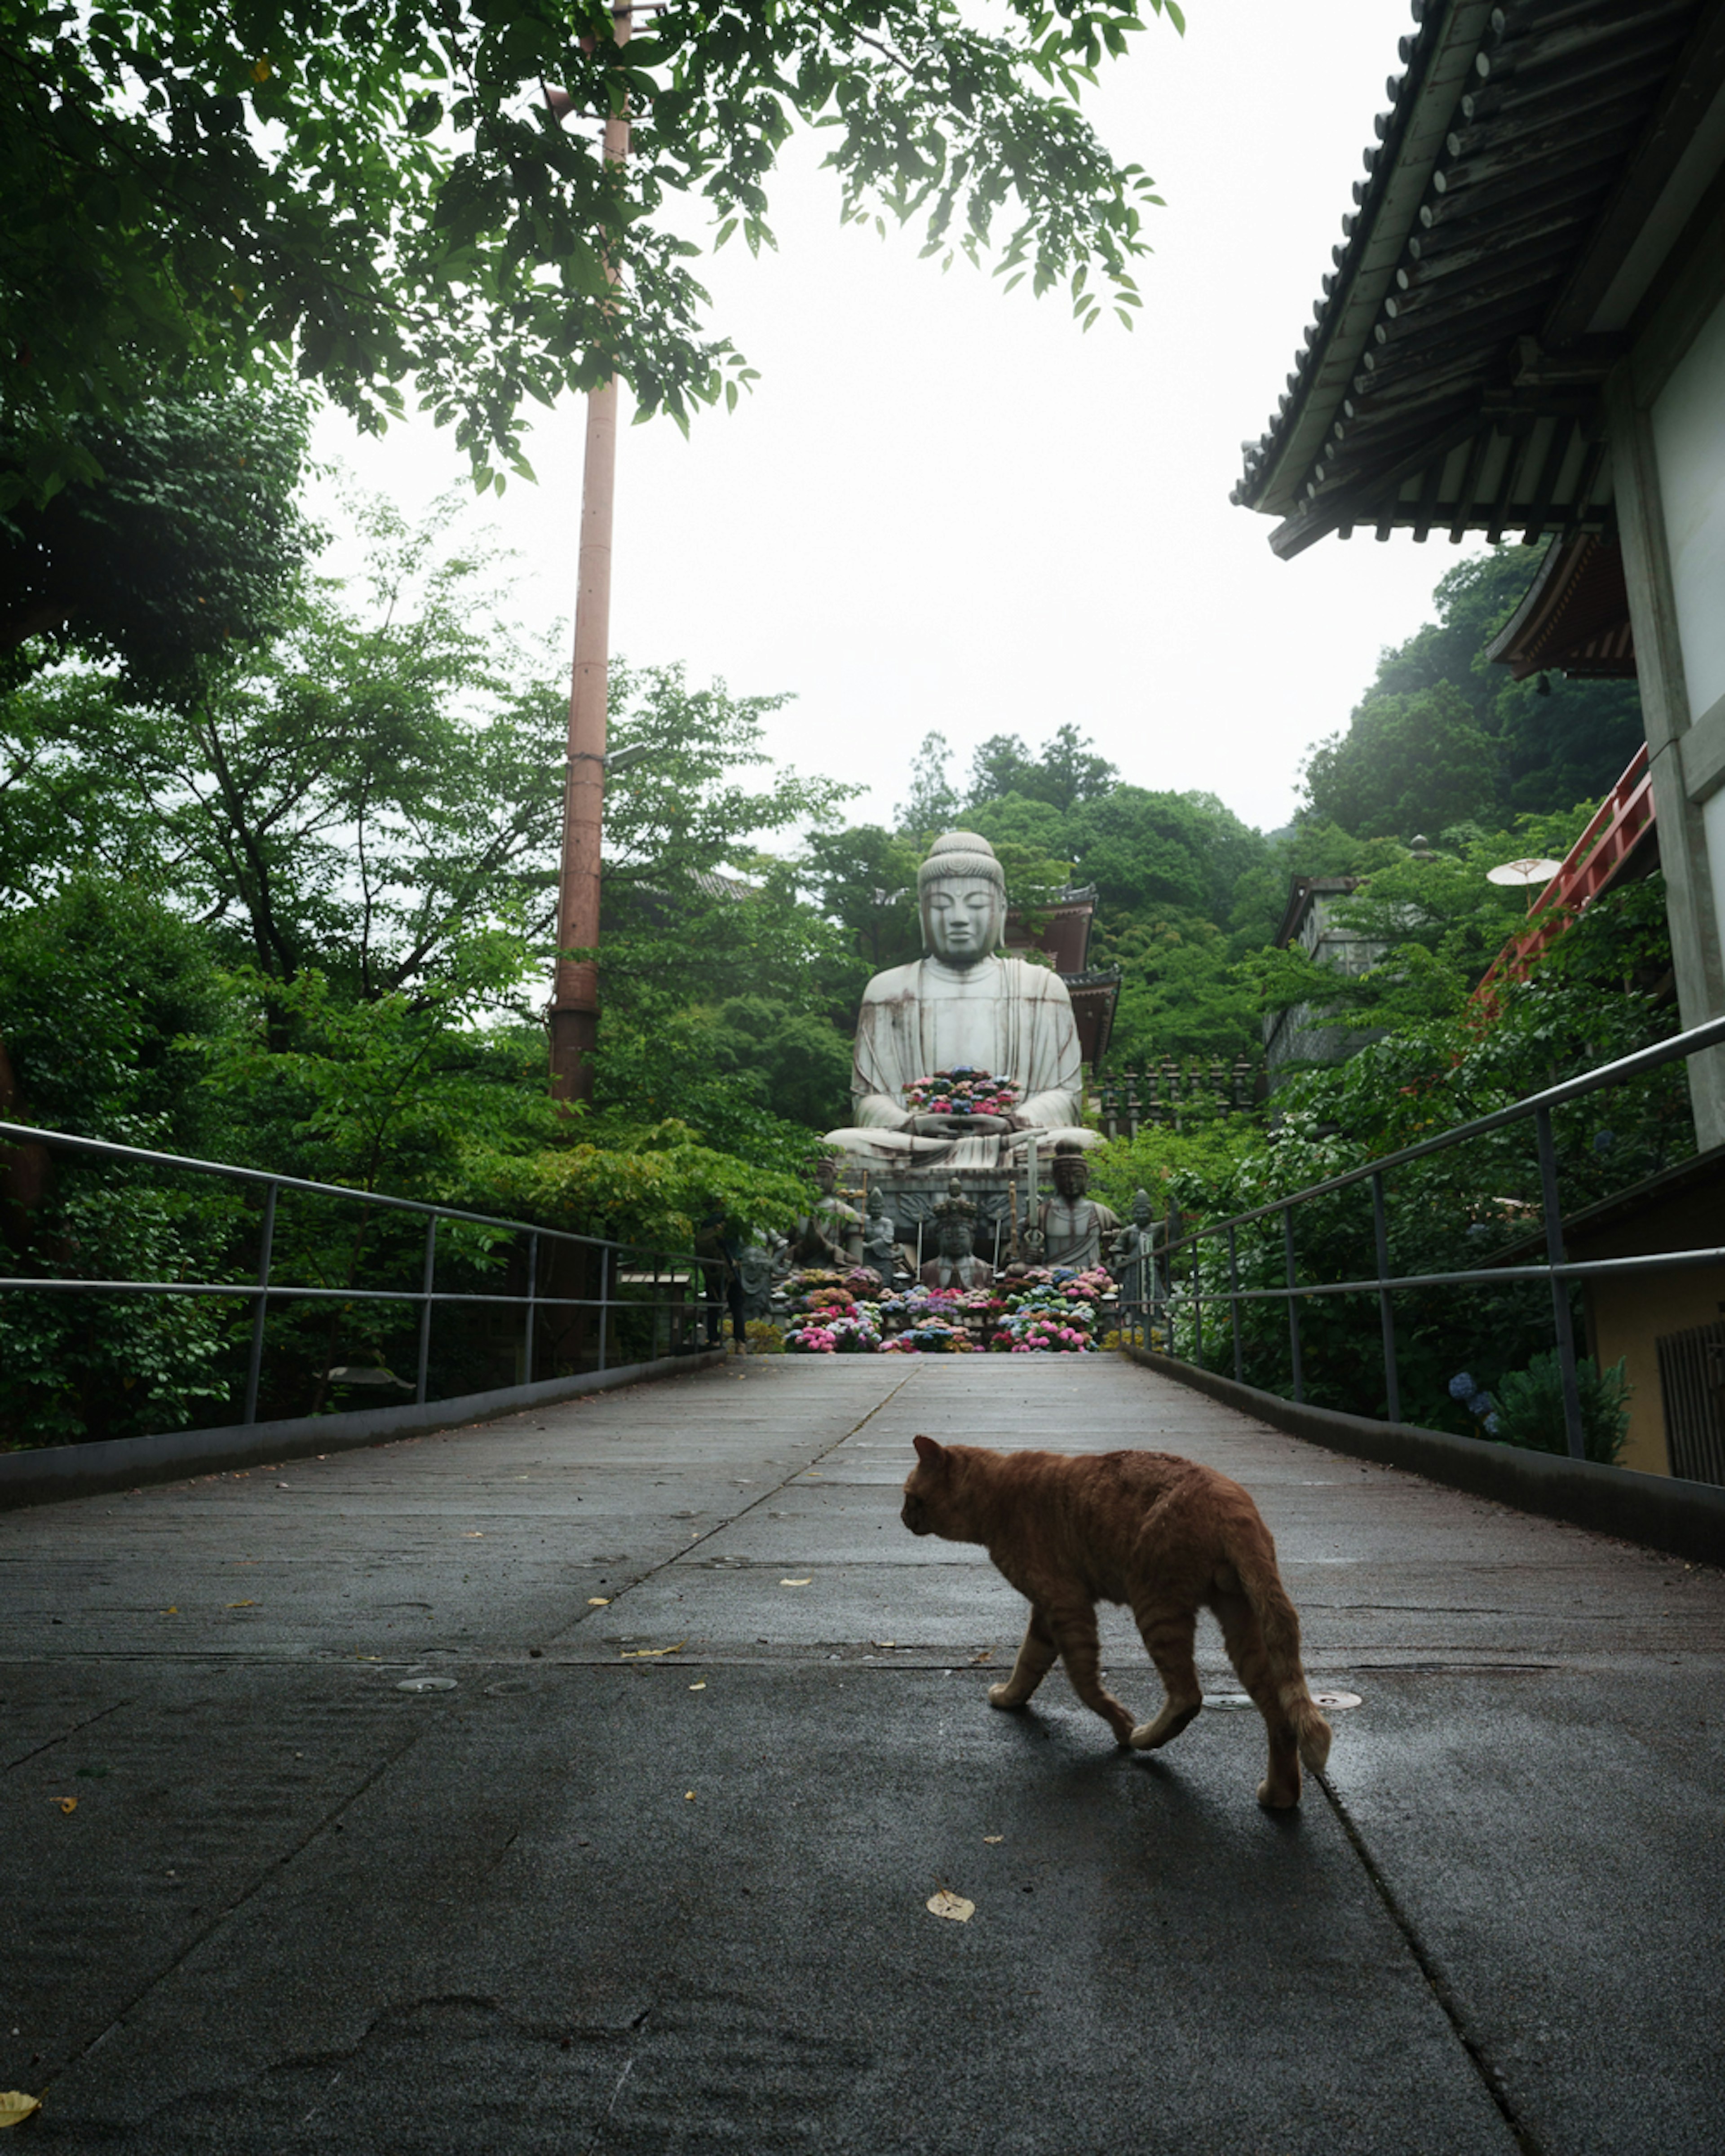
[0,1119,718,1426]
[1132,1011,1725,1462]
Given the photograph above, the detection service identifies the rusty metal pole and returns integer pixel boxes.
[549,2,632,1105]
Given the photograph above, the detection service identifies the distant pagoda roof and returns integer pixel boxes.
[1234,0,1719,557]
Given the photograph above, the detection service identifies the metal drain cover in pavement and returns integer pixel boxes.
[396,1676,458,1692]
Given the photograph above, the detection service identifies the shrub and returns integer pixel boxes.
[1492,1350,1630,1464]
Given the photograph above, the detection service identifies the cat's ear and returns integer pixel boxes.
[912,1434,944,1469]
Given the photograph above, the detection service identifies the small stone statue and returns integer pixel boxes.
[1039,1141,1121,1271]
[919,1179,994,1292]
[1110,1188,1159,1333]
[791,1154,863,1268]
[736,1241,780,1324]
[861,1187,902,1281]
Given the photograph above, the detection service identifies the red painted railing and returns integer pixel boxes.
[1473,742,1654,1013]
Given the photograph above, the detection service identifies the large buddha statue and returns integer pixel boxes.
[825,831,1099,1171]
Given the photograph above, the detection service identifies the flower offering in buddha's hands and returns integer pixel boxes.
[902,1069,1021,1119]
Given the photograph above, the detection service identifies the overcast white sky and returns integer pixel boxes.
[310,0,1480,838]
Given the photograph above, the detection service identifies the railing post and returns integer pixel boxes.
[1284,1205,1304,1405]
[1164,1206,1178,1356]
[415,1215,438,1405]
[1227,1222,1242,1384]
[597,1242,610,1372]
[242,1182,278,1426]
[522,1231,539,1385]
[1371,1172,1401,1425]
[1535,1105,1587,1459]
[1191,1226,1203,1371]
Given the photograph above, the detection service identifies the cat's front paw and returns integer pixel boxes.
[987,1682,1026,1710]
[1256,1773,1301,1811]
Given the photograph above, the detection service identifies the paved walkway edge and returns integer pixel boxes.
[0,1350,728,1511]
[1125,1346,1725,1565]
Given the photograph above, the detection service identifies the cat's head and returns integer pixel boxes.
[901,1434,969,1541]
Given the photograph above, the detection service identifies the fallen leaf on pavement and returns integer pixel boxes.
[685,1790,696,1801]
[688,1681,707,1691]
[779,1578,812,1587]
[54,1798,76,1815]
[982,1836,1003,1844]
[587,1597,610,1605]
[160,1606,177,1615]
[0,2090,43,2128]
[462,1532,484,1539]
[226,1600,257,1608]
[926,1891,974,1923]
[872,1640,896,1648]
[619,1641,686,1659]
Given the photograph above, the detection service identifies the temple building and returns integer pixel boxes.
[1234,0,1725,1149]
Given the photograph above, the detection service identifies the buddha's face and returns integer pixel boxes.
[1053,1152,1088,1199]
[920,877,1003,968]
[1132,1192,1153,1228]
[937,1217,973,1259]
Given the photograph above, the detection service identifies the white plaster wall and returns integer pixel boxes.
[1704,788,1725,966]
[1653,295,1725,720]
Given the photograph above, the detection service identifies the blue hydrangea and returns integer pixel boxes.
[1448,1372,1476,1401]
[1468,1391,1495,1420]
[1593,1128,1616,1153]
[1484,1413,1500,1435]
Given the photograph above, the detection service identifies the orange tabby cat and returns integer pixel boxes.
[901,1435,1331,1808]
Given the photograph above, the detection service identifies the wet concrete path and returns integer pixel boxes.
[3,1355,1722,2153]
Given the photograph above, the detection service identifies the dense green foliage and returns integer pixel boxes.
[1493,1352,1631,1464]
[1302,549,1645,833]
[4,0,1176,506]
[1,394,319,700]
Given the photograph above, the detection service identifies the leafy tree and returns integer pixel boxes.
[967,732,1038,805]
[3,1,1178,504]
[966,720,1118,813]
[1302,546,1645,830]
[0,497,568,1001]
[894,729,961,837]
[1301,680,1496,839]
[800,822,923,998]
[0,394,318,699]
[0,875,232,1151]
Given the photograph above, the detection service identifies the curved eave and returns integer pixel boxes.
[1242,0,1499,524]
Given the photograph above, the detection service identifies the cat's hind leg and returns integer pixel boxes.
[988,1605,1059,1709]
[1126,1600,1203,1751]
[1045,1601,1137,1745]
[1212,1587,1302,1809]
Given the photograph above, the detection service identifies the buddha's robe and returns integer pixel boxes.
[826,954,1096,1168]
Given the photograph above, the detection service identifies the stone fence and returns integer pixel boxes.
[1087,1058,1261,1140]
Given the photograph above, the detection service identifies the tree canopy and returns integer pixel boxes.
[4,0,1178,505]
[1301,548,1645,834]
[0,393,318,699]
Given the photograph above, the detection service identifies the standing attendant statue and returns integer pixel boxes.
[791,1155,862,1268]
[1110,1188,1159,1337]
[860,1187,902,1283]
[1039,1141,1120,1271]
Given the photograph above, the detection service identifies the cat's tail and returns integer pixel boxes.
[1222,1537,1332,1774]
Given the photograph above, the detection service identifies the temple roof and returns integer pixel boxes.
[1234,0,1723,557]
[1484,530,1635,678]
